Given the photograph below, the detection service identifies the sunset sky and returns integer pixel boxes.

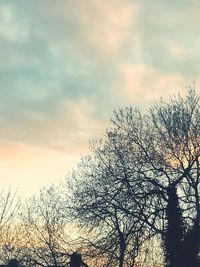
[0,0,200,198]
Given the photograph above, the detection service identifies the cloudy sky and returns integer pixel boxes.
[0,0,200,198]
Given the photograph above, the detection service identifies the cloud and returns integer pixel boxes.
[4,0,138,62]
[0,5,29,42]
[116,63,198,107]
[0,0,200,139]
[135,0,200,76]
[0,0,200,148]
[0,0,137,156]
[0,99,107,153]
[75,0,138,56]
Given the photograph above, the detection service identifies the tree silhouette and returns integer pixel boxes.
[19,186,70,267]
[68,133,148,266]
[69,89,200,267]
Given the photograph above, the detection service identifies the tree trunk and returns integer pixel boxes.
[119,235,126,267]
[164,186,185,267]
[182,222,200,267]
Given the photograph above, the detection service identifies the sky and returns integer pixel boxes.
[0,0,200,198]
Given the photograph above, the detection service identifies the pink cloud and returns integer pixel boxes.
[77,0,139,55]
[37,0,139,61]
[116,63,195,107]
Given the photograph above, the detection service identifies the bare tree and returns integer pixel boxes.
[20,186,70,267]
[111,88,200,267]
[69,89,200,267]
[0,189,20,264]
[68,127,150,266]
